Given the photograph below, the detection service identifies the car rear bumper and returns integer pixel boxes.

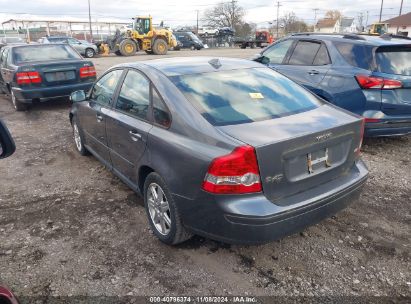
[12,82,94,103]
[365,120,411,137]
[175,160,368,245]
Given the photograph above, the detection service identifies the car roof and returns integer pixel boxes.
[126,57,263,76]
[7,43,68,49]
[289,33,411,46]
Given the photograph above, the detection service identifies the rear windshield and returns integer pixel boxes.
[334,41,374,70]
[376,46,411,75]
[171,68,322,126]
[12,45,81,64]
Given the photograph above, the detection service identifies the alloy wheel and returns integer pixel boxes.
[147,183,171,235]
[73,123,82,151]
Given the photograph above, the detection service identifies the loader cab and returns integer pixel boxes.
[133,17,152,35]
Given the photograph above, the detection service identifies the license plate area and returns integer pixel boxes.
[45,71,75,82]
[307,148,331,174]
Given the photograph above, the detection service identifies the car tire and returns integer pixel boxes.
[190,45,195,50]
[11,90,27,111]
[114,50,122,56]
[84,48,95,58]
[144,172,192,245]
[72,120,89,156]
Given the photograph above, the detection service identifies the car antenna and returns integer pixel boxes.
[208,58,222,69]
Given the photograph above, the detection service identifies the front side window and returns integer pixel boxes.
[90,69,123,105]
[116,70,150,120]
[171,67,322,126]
[288,40,322,65]
[263,39,293,64]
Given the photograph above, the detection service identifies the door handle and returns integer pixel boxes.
[96,114,103,122]
[129,130,142,141]
[308,70,319,75]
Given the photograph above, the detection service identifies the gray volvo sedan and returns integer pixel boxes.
[69,57,368,245]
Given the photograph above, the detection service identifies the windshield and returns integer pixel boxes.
[12,45,81,64]
[376,46,411,76]
[171,67,322,126]
[188,33,200,41]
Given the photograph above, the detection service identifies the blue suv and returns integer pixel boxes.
[253,33,411,137]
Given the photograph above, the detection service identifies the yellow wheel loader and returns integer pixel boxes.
[102,16,177,56]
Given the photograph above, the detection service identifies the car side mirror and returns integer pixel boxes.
[70,90,86,103]
[0,119,16,159]
[252,54,270,65]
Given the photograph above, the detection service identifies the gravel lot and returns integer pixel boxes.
[0,48,410,301]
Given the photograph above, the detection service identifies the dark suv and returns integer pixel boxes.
[254,33,411,137]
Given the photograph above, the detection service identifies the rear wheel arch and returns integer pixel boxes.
[138,165,155,194]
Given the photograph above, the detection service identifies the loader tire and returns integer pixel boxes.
[119,39,137,56]
[152,39,168,55]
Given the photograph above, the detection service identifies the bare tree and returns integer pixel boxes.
[281,12,309,34]
[202,1,245,29]
[236,22,257,37]
[324,10,342,21]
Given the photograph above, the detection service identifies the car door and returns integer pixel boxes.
[275,39,331,92]
[0,48,7,92]
[80,69,124,165]
[68,38,83,54]
[105,69,153,185]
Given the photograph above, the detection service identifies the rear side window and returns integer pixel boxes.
[12,45,81,64]
[334,41,374,70]
[171,68,322,126]
[152,88,171,128]
[376,46,411,76]
[288,41,321,65]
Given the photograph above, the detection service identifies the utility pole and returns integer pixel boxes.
[196,10,199,35]
[313,8,319,32]
[276,1,281,38]
[88,0,93,42]
[365,11,369,29]
[397,0,404,34]
[379,0,384,22]
[230,0,237,28]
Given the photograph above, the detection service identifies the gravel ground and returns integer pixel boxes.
[0,48,410,302]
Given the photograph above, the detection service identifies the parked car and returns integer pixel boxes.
[217,27,235,36]
[0,123,19,304]
[171,34,182,50]
[39,36,98,58]
[0,44,97,111]
[253,33,411,137]
[198,27,219,36]
[69,57,368,245]
[173,32,204,50]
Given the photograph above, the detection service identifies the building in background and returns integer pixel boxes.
[384,12,411,37]
[315,18,335,33]
[1,17,129,42]
[334,17,357,33]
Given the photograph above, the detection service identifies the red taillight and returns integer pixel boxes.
[355,118,365,158]
[382,79,402,89]
[355,75,402,90]
[202,146,262,194]
[79,66,96,78]
[16,71,42,85]
[364,117,381,123]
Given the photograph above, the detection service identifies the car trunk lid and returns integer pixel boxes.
[16,60,94,87]
[217,105,362,205]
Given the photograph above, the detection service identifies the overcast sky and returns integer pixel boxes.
[0,0,408,27]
